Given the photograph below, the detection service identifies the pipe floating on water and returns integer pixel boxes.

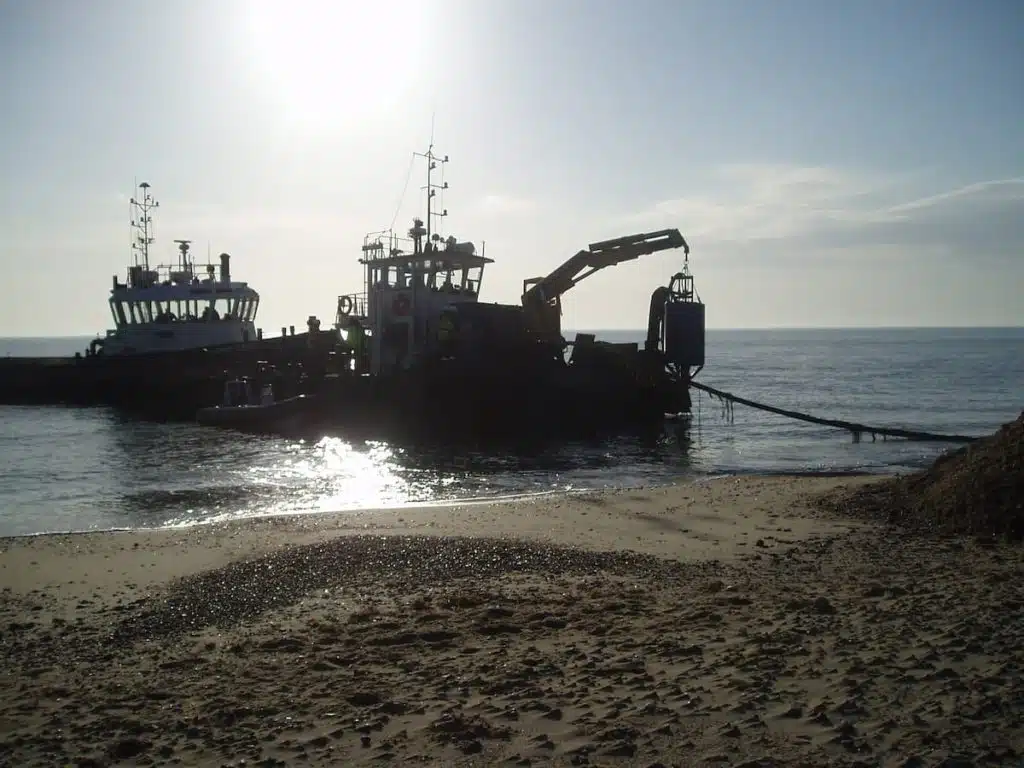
[690,381,980,444]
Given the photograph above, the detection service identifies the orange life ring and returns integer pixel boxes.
[392,293,411,316]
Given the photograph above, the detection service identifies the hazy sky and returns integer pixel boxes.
[1,0,1021,336]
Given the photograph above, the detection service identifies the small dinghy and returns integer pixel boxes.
[196,377,316,435]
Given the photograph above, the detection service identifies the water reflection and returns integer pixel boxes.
[87,413,696,530]
[0,400,926,538]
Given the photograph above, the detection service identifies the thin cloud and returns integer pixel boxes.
[716,163,886,203]
[620,166,1024,261]
[884,178,1024,217]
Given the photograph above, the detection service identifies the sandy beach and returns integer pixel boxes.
[2,473,1022,767]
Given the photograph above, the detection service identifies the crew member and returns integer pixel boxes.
[437,310,456,355]
[348,324,366,372]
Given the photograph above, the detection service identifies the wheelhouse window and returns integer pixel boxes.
[110,300,127,327]
[369,261,481,295]
[108,296,258,326]
[224,297,258,321]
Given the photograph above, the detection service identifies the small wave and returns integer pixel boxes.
[119,484,280,513]
[2,488,578,539]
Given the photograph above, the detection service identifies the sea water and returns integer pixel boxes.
[1,327,1021,537]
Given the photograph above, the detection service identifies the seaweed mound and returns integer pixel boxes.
[824,412,1024,539]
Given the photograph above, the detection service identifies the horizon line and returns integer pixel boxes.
[572,324,1024,333]
[3,324,1023,340]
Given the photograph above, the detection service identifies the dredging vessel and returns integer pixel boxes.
[209,144,707,441]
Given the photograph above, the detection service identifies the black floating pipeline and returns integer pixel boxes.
[689,380,980,444]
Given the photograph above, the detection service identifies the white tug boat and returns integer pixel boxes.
[87,182,260,357]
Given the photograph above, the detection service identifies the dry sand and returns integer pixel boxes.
[1,474,1021,767]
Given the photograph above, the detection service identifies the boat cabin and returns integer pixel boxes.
[111,252,259,324]
[90,183,261,357]
[102,248,260,355]
[335,224,493,375]
[334,147,494,375]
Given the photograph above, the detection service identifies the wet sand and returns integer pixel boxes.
[1,475,1021,767]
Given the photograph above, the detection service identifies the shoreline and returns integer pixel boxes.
[4,472,1019,767]
[2,475,874,599]
[0,468,887,542]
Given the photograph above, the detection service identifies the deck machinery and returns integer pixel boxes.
[521,228,689,341]
[420,229,703,368]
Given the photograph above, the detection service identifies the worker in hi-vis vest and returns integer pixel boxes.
[348,324,365,372]
[437,311,456,347]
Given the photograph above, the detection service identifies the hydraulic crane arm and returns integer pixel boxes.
[522,228,690,337]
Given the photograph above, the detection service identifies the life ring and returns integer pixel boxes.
[338,295,354,316]
[392,293,411,316]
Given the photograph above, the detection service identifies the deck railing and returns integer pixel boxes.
[336,293,368,325]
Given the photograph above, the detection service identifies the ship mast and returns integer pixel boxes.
[130,181,159,271]
[414,144,448,244]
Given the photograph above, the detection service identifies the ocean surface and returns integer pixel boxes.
[2,328,1022,538]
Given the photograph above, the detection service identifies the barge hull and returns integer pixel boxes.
[0,331,340,418]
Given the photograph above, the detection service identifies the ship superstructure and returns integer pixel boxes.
[335,146,492,375]
[90,182,260,356]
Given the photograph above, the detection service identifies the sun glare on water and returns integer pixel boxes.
[273,437,419,512]
[237,0,430,128]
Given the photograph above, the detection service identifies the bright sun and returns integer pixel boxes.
[237,0,429,128]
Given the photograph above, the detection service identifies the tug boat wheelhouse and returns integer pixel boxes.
[88,182,261,357]
[334,145,493,376]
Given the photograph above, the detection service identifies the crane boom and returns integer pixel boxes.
[522,228,690,338]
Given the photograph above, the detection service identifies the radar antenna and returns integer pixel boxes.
[129,181,159,271]
[174,239,193,271]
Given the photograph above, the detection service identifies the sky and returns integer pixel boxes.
[0,0,1021,336]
